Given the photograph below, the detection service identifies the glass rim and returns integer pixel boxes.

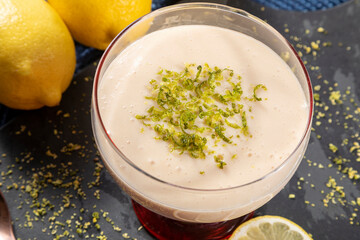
[92,2,314,193]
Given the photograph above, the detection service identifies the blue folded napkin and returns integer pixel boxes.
[252,0,349,11]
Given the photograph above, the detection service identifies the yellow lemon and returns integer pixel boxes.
[0,0,76,110]
[48,0,152,50]
[229,215,313,240]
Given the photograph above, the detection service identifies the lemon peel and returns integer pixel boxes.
[0,0,76,110]
[48,0,152,50]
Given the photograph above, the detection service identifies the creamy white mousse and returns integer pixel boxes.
[93,25,310,222]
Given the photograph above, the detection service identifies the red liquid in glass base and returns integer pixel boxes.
[132,200,254,240]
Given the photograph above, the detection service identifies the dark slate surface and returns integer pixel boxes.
[0,0,359,239]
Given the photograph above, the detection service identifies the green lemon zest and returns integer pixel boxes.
[135,64,267,169]
[252,84,268,101]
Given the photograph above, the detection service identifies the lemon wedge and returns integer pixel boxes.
[229,215,313,240]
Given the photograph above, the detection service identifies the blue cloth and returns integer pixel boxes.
[152,0,178,10]
[251,0,349,11]
[153,0,350,11]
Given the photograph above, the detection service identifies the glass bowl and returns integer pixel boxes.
[91,2,313,239]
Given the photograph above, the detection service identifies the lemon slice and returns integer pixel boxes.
[229,215,313,240]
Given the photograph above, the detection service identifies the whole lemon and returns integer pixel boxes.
[48,0,152,50]
[0,0,76,110]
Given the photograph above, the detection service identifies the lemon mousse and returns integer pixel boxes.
[93,25,310,222]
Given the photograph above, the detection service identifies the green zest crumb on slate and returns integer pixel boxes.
[284,24,360,227]
[135,63,267,168]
